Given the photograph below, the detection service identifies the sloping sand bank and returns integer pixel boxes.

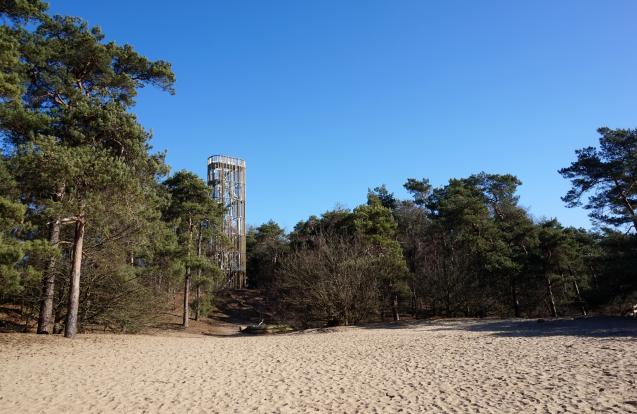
[1,317,636,413]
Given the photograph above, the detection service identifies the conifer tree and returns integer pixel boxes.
[1,2,175,336]
[163,171,223,328]
[560,127,637,232]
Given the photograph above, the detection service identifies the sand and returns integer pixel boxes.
[1,317,636,413]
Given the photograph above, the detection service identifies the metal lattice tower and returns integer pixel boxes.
[207,155,246,288]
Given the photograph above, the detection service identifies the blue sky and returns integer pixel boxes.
[49,1,637,231]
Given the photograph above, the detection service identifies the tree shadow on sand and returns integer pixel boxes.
[451,317,637,338]
[361,317,637,338]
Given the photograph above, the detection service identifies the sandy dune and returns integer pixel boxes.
[1,318,636,413]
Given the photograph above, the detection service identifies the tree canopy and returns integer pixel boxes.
[560,127,637,232]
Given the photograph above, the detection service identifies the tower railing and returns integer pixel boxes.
[208,154,246,288]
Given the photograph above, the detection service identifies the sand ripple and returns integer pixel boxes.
[1,318,636,413]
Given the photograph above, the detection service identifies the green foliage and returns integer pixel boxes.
[367,184,398,210]
[0,0,47,22]
[354,197,398,242]
[0,157,57,301]
[560,127,637,231]
[589,230,636,310]
[190,295,214,319]
[162,170,223,260]
[246,220,288,288]
[276,193,409,325]
[0,156,28,297]
[0,1,181,332]
[403,178,431,206]
[162,170,225,323]
[558,127,637,311]
[163,171,215,225]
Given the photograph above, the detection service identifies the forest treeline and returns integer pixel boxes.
[1,1,636,335]
[248,131,637,327]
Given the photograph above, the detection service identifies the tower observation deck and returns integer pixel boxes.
[207,155,246,288]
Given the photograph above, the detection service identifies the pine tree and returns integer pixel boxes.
[1,3,175,336]
[162,171,223,328]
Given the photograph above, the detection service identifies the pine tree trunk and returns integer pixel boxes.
[511,276,521,317]
[182,270,190,328]
[182,217,194,328]
[573,278,587,316]
[195,285,201,321]
[546,276,558,318]
[37,219,61,334]
[195,223,203,321]
[445,292,451,316]
[588,264,599,290]
[560,272,569,300]
[543,250,558,318]
[569,267,587,316]
[411,287,417,317]
[392,295,400,321]
[64,217,85,338]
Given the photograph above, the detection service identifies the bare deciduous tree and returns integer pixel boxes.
[273,234,385,327]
